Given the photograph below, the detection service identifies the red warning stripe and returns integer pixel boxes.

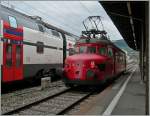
[3,21,23,32]
[3,33,23,41]
[3,21,23,41]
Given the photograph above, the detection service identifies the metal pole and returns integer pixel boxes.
[141,22,144,82]
[145,1,149,115]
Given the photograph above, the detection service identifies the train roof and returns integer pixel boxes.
[0,5,79,39]
[76,36,125,54]
[38,20,79,40]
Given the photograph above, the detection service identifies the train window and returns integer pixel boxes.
[37,42,44,54]
[87,47,96,54]
[45,28,52,35]
[1,7,39,30]
[79,46,87,53]
[122,56,124,63]
[108,48,113,57]
[8,16,17,28]
[118,55,120,62]
[18,17,39,30]
[38,24,44,32]
[120,56,122,63]
[99,48,106,55]
[16,46,21,67]
[6,44,12,67]
[51,30,60,38]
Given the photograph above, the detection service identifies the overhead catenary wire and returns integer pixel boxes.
[2,1,81,35]
[79,1,92,15]
[1,1,123,40]
[21,1,80,33]
[51,3,82,27]
[80,3,122,40]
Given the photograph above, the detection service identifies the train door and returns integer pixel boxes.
[3,41,23,82]
[3,42,13,82]
[2,16,23,82]
[14,44,23,81]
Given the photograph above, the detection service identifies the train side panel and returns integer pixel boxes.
[23,27,63,78]
[0,41,3,80]
[0,20,3,80]
[0,5,78,83]
[113,47,126,76]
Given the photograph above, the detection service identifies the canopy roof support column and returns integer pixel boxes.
[145,2,149,114]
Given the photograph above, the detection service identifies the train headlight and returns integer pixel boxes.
[71,63,75,67]
[86,70,94,78]
[90,61,95,68]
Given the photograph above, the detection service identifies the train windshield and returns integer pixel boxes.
[76,46,96,54]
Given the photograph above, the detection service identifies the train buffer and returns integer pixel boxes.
[74,66,145,115]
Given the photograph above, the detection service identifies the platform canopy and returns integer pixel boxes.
[100,1,146,51]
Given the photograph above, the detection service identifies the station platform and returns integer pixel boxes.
[74,66,145,115]
[111,67,145,115]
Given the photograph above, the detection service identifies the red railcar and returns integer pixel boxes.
[63,16,126,86]
[63,37,126,86]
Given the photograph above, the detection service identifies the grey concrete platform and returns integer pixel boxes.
[112,67,145,115]
[74,67,145,115]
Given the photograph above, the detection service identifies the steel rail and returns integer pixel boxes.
[2,88,71,115]
[2,64,135,115]
[57,92,93,115]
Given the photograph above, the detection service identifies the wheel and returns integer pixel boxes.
[65,83,74,88]
[28,70,43,85]
[49,69,60,81]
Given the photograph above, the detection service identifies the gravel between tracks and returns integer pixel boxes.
[2,64,134,115]
[15,90,92,115]
[1,81,66,114]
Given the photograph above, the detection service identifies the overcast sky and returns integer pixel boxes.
[1,1,123,40]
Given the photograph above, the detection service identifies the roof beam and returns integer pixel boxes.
[106,11,143,22]
[127,2,137,50]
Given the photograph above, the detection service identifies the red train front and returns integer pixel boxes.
[63,16,126,87]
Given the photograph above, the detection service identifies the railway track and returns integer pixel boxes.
[1,81,67,114]
[2,63,136,115]
[3,87,94,115]
[2,80,64,98]
[66,65,138,115]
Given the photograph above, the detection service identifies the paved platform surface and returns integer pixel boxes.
[74,66,145,115]
[112,67,145,115]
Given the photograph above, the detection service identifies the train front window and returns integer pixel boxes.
[76,46,96,54]
[99,48,106,55]
[87,47,96,53]
[8,16,17,28]
[79,46,87,53]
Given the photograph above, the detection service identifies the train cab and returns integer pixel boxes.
[1,18,24,83]
[63,37,115,86]
[63,16,126,87]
